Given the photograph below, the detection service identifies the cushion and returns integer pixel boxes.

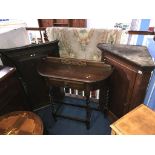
[46,27,123,61]
[0,27,30,65]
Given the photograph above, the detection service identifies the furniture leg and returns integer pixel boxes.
[49,87,57,121]
[85,90,91,129]
[99,82,109,116]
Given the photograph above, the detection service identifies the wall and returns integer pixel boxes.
[87,19,132,29]
[0,19,27,33]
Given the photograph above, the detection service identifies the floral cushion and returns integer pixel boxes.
[46,27,123,61]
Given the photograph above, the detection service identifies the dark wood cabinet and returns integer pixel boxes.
[53,19,71,27]
[0,66,27,115]
[38,19,54,27]
[0,40,64,110]
[97,43,155,118]
[71,19,87,27]
[38,19,86,28]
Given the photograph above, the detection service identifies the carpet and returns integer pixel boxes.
[34,96,111,135]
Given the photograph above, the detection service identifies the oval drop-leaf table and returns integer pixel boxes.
[38,57,113,129]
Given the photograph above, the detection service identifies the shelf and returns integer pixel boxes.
[128,30,155,35]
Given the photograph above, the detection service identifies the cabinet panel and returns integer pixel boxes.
[71,19,86,27]
[129,71,152,110]
[105,55,137,117]
[0,67,28,116]
[38,19,53,27]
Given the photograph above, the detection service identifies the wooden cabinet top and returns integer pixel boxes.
[110,104,155,135]
[0,66,16,82]
[97,43,155,70]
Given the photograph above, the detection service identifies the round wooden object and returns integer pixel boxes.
[0,111,43,135]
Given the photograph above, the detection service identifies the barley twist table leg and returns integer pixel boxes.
[49,87,57,121]
[85,90,91,129]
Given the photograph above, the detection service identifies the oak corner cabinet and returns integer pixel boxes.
[97,43,155,118]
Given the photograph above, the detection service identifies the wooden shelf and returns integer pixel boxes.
[26,27,46,31]
[128,30,155,35]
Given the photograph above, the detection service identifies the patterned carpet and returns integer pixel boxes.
[34,96,111,135]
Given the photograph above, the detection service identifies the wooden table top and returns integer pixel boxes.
[0,111,43,135]
[110,104,155,135]
[38,57,113,83]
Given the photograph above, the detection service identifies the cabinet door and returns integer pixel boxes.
[105,55,137,118]
[71,19,86,27]
[0,73,28,116]
[38,19,53,27]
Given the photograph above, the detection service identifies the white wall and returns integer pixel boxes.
[0,19,27,33]
[23,19,39,27]
[0,19,39,34]
[87,19,132,29]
